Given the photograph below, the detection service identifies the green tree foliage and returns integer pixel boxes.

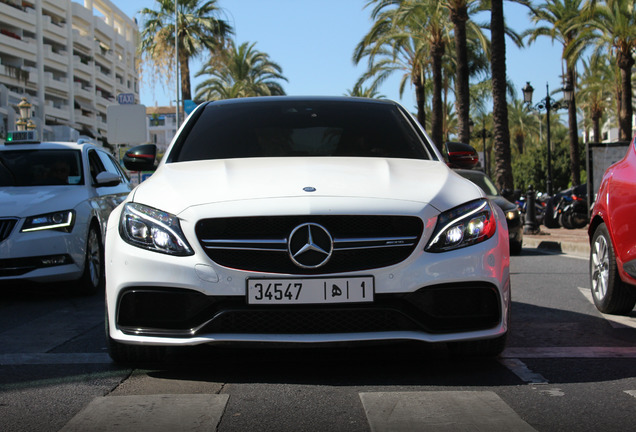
[139,0,233,102]
[194,41,287,100]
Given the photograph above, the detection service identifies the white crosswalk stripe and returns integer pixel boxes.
[360,391,537,431]
[60,394,230,432]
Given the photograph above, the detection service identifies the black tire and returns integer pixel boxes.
[590,223,636,314]
[543,200,560,228]
[448,333,507,357]
[560,212,574,229]
[73,224,104,296]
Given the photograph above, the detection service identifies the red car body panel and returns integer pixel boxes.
[590,135,636,286]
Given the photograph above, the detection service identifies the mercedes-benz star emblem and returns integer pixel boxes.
[288,223,333,268]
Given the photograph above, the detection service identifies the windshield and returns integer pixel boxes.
[457,170,499,196]
[169,100,433,162]
[0,149,84,186]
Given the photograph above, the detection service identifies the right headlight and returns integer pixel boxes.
[425,199,497,252]
[119,203,193,256]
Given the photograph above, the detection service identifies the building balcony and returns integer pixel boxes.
[44,72,68,93]
[0,33,36,61]
[71,29,92,51]
[43,45,67,70]
[44,102,71,122]
[0,2,36,30]
[73,82,93,99]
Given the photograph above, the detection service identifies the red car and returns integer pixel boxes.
[589,135,636,314]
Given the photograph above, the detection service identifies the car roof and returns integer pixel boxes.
[0,140,98,152]
[203,95,398,107]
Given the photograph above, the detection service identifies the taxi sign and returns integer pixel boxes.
[5,130,38,144]
[117,93,135,104]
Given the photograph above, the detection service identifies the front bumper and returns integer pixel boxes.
[106,205,511,347]
[0,223,87,283]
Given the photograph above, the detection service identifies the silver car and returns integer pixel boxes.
[0,137,132,294]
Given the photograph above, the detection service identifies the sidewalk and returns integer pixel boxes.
[522,225,590,258]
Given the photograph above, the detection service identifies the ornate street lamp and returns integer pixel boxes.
[16,97,32,131]
[522,81,570,196]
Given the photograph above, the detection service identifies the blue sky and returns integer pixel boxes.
[108,0,566,112]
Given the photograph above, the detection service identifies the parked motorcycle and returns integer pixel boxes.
[543,185,589,229]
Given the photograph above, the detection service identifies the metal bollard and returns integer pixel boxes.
[523,185,539,234]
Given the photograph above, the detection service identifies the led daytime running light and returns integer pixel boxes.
[120,203,193,256]
[426,199,496,252]
[21,211,74,232]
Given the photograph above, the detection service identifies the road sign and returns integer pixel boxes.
[117,93,135,104]
[107,104,147,145]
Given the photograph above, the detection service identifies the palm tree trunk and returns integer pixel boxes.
[431,42,445,152]
[180,54,191,102]
[452,5,470,145]
[617,51,635,141]
[490,0,513,191]
[566,65,580,186]
[414,70,426,129]
[592,110,601,143]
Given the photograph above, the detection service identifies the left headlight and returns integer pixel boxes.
[21,210,75,233]
[425,199,497,253]
[119,203,193,256]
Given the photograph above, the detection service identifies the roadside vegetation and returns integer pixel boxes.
[137,0,635,194]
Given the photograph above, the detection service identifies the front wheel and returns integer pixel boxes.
[590,223,636,314]
[73,224,104,295]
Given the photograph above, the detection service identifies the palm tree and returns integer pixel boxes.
[577,55,614,142]
[508,99,541,155]
[526,0,585,186]
[440,0,490,144]
[194,41,287,100]
[489,0,514,191]
[355,0,453,151]
[353,1,433,133]
[139,0,233,103]
[344,87,386,99]
[567,0,636,141]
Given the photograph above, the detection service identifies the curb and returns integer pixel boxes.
[523,236,590,258]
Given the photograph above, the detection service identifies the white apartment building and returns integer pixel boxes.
[0,0,138,145]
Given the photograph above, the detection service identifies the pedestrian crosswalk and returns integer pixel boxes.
[59,391,538,432]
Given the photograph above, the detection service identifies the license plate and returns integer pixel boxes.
[247,277,374,305]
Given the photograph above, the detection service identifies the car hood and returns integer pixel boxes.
[130,157,484,215]
[0,186,89,217]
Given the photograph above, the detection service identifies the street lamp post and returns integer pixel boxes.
[470,121,493,178]
[522,81,572,196]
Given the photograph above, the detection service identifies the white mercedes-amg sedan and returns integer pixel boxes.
[105,96,510,363]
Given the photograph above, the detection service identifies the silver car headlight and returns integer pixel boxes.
[119,203,193,256]
[21,210,75,233]
[425,199,497,252]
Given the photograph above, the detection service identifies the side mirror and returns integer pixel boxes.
[445,142,479,169]
[123,144,157,172]
[95,171,121,187]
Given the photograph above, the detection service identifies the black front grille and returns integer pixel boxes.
[116,283,501,337]
[195,215,423,274]
[0,218,17,243]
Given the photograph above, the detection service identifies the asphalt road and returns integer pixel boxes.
[1,247,636,431]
